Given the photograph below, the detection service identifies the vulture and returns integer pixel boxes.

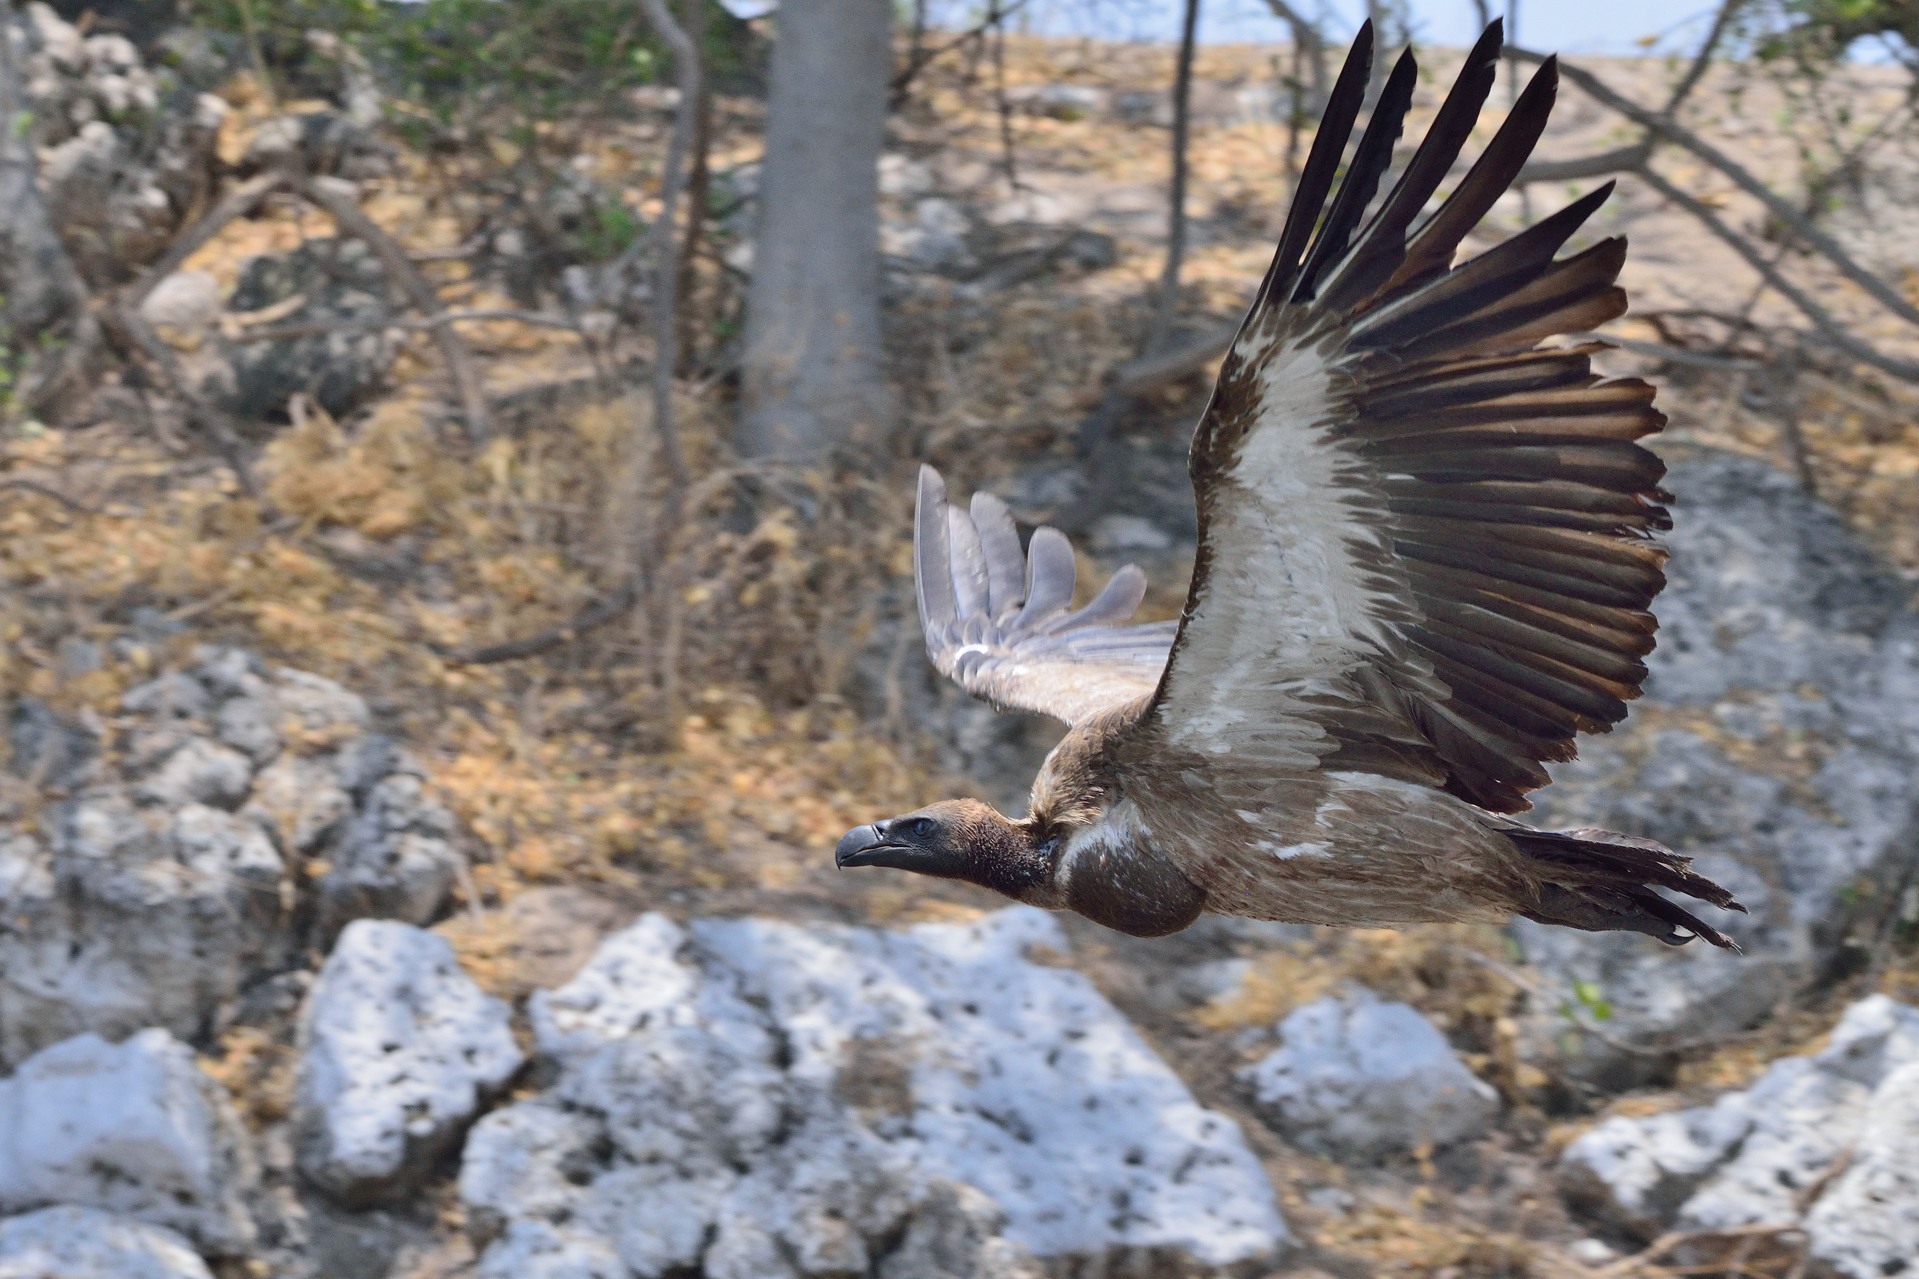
[836,21,1745,948]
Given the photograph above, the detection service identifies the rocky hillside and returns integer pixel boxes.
[2,4,1919,1277]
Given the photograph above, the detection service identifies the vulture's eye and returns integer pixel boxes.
[909,817,936,839]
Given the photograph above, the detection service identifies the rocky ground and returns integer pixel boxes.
[3,5,1919,1278]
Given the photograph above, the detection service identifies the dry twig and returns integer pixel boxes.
[104,306,262,499]
[228,308,588,343]
[439,582,640,666]
[296,176,494,442]
[126,173,286,309]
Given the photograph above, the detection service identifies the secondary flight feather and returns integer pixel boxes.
[838,21,1744,948]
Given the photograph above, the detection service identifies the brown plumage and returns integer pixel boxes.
[835,20,1745,948]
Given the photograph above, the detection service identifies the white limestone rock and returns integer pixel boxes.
[309,771,462,945]
[1560,994,1919,1278]
[459,1100,605,1245]
[1240,988,1500,1161]
[11,4,217,280]
[296,920,522,1205]
[470,908,1286,1275]
[527,912,706,1065]
[1556,1095,1752,1237]
[879,1180,1045,1279]
[0,1030,256,1255]
[1,649,462,1067]
[473,1220,623,1279]
[0,1205,214,1279]
[133,735,253,809]
[1802,1060,1919,1279]
[137,271,221,340]
[700,909,1284,1264]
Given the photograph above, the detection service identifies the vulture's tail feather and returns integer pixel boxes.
[1506,826,1744,950]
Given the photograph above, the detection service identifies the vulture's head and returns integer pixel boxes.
[834,799,1053,900]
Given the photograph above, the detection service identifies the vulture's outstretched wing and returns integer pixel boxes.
[915,466,1178,726]
[1145,20,1668,813]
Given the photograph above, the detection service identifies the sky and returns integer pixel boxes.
[928,0,1727,57]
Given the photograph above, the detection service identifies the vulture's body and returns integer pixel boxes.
[837,22,1744,948]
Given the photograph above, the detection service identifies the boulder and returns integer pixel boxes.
[1560,994,1919,1278]
[0,1205,214,1279]
[0,648,461,1067]
[1516,452,1919,1090]
[295,920,523,1205]
[137,271,222,342]
[309,772,463,946]
[1239,988,1499,1161]
[0,789,286,1068]
[470,908,1286,1274]
[210,238,398,424]
[0,1030,256,1255]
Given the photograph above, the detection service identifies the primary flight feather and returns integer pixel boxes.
[837,21,1744,948]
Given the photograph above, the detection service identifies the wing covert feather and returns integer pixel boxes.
[914,467,1175,726]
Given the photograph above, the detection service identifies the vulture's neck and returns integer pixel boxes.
[965,810,1062,902]
[958,796,1204,938]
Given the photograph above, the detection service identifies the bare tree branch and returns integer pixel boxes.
[988,0,1021,190]
[1509,41,1919,333]
[1143,0,1201,355]
[675,0,714,377]
[126,172,285,309]
[1518,142,1651,185]
[888,0,1034,108]
[1633,162,1919,380]
[1114,320,1233,394]
[1515,1,1738,185]
[104,305,263,498]
[297,176,494,443]
[0,475,115,515]
[634,0,700,507]
[1662,0,1747,113]
[229,308,588,343]
[1260,0,1328,114]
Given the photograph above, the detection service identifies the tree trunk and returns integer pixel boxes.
[735,0,892,461]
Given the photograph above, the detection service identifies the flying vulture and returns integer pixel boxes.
[836,21,1744,948]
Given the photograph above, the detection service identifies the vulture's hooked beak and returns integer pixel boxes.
[835,820,938,872]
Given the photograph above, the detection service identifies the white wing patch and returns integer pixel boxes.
[1159,326,1412,759]
[1060,798,1151,877]
[1251,837,1334,860]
